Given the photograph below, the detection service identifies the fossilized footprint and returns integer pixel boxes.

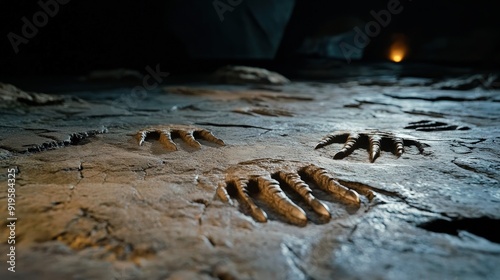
[136,125,225,151]
[216,159,374,226]
[405,120,470,131]
[315,131,426,163]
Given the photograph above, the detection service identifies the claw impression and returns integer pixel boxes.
[136,125,225,151]
[315,131,425,163]
[217,160,373,226]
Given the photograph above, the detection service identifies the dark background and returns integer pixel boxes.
[1,0,499,76]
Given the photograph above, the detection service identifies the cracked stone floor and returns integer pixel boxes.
[1,65,500,279]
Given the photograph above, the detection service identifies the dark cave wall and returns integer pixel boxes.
[1,0,499,76]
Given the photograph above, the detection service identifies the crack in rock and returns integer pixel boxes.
[344,99,403,109]
[405,120,470,131]
[196,122,273,131]
[452,157,499,180]
[53,207,155,262]
[0,128,108,154]
[281,243,309,280]
[385,93,491,102]
[418,217,500,244]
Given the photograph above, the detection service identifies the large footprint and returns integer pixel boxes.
[216,159,375,226]
[315,131,427,163]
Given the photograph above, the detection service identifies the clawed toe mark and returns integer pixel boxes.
[136,125,225,151]
[405,120,470,131]
[315,132,426,163]
[216,159,374,226]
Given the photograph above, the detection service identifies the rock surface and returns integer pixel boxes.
[0,69,499,280]
[0,83,65,106]
[212,66,291,85]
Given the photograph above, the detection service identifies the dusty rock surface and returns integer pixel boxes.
[0,83,65,106]
[0,70,499,280]
[212,66,291,85]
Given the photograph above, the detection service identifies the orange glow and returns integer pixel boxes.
[389,34,408,63]
[390,52,404,63]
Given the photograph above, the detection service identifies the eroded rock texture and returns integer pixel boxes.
[212,65,290,85]
[0,83,64,106]
[1,69,499,280]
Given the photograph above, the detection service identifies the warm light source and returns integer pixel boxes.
[389,34,408,63]
[391,52,404,63]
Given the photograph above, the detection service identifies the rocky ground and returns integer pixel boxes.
[0,65,499,280]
